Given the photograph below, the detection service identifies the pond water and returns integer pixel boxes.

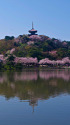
[0,69,70,125]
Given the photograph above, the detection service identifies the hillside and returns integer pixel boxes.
[0,35,70,60]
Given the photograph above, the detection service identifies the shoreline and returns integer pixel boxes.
[0,66,70,71]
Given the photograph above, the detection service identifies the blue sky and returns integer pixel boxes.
[0,0,70,41]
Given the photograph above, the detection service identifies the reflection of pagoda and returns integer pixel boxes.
[29,97,38,113]
[22,98,38,113]
[28,22,38,36]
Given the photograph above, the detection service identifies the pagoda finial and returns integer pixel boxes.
[32,22,34,29]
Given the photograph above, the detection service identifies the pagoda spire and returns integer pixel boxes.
[32,22,34,29]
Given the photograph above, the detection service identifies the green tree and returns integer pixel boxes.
[5,36,14,40]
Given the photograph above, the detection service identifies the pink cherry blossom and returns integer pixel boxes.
[14,57,38,64]
[10,48,15,54]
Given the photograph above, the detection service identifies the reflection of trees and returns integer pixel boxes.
[14,71,38,81]
[39,70,70,81]
[0,70,70,83]
[0,70,70,104]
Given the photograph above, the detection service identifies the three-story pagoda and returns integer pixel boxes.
[29,22,37,36]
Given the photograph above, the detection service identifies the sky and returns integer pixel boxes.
[0,0,70,41]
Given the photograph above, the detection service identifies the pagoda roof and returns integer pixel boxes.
[29,28,37,32]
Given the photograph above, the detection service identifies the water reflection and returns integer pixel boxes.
[40,70,70,81]
[14,71,38,81]
[0,70,70,108]
[0,70,70,83]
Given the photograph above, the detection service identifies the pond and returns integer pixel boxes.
[0,69,70,125]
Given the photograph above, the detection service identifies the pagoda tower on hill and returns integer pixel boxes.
[28,22,38,36]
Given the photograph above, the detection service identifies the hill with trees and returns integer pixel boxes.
[0,34,70,61]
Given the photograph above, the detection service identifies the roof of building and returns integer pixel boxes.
[29,28,37,32]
